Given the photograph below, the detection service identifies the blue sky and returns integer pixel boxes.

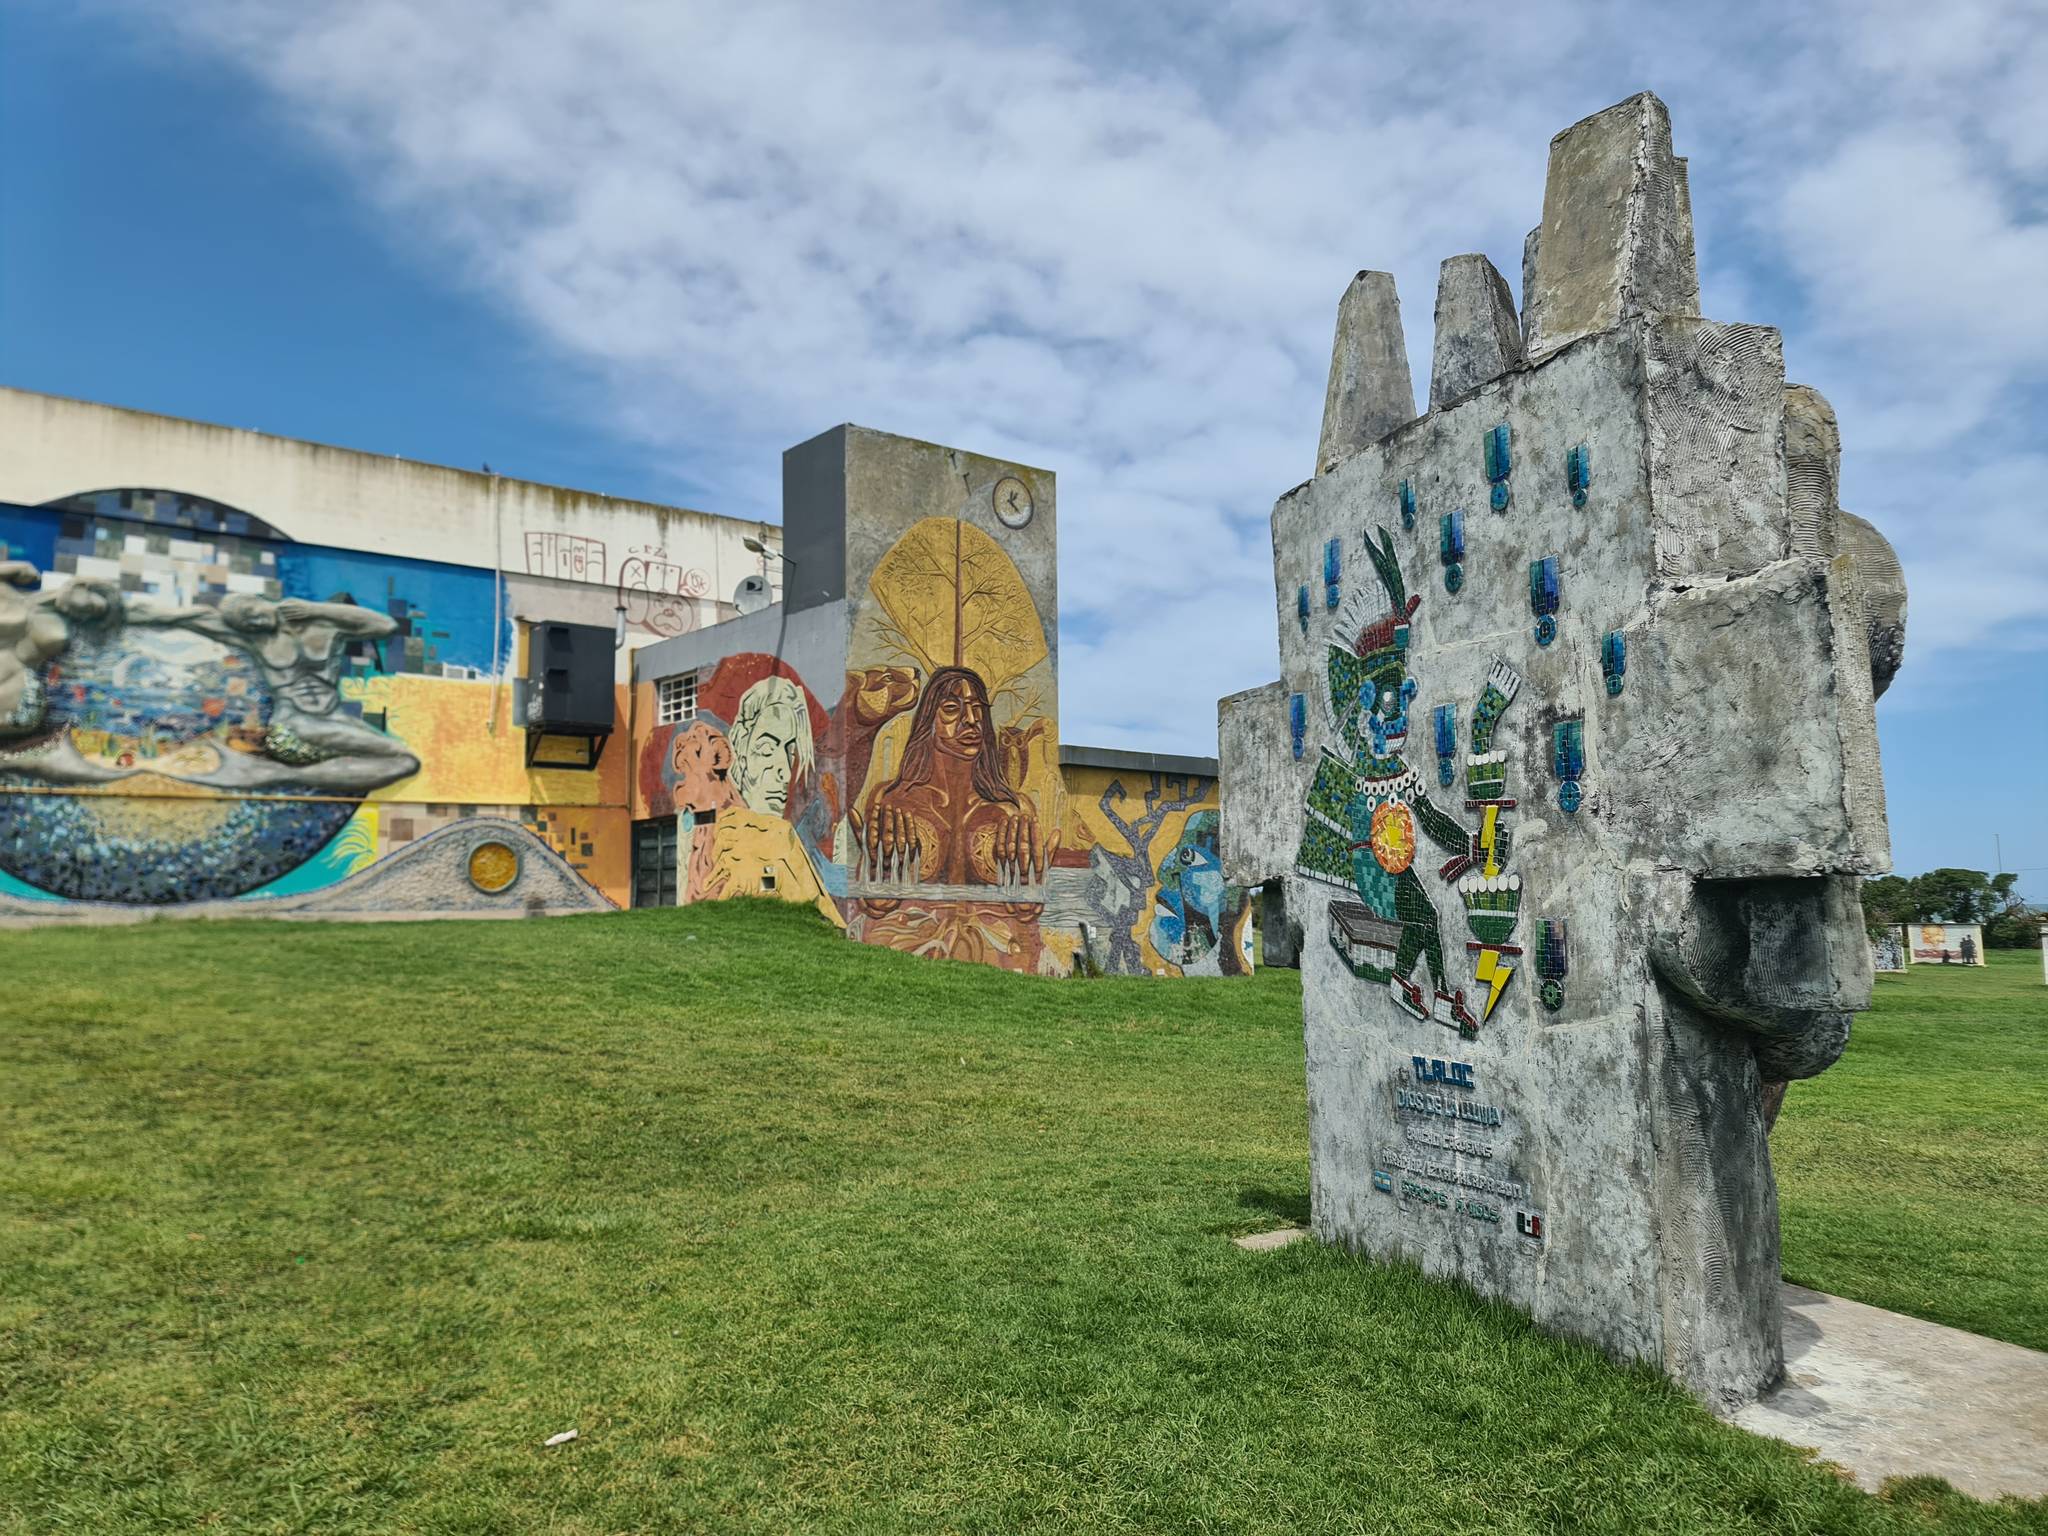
[5,0,2044,895]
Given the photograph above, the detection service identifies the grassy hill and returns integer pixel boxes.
[1,903,2041,1533]
[1778,948,2046,1352]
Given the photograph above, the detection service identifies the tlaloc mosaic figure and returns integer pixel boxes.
[1226,93,1908,1408]
[1295,531,1518,1037]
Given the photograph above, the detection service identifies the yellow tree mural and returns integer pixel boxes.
[868,517,1046,692]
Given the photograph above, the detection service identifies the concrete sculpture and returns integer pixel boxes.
[1226,93,1903,1406]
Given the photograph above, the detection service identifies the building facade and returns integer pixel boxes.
[0,386,778,918]
[0,391,1249,972]
[624,425,1251,976]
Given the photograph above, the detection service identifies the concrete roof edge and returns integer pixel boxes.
[1060,743,1219,778]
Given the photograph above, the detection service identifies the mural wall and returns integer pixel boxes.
[0,490,629,913]
[1045,766,1253,977]
[1907,922,1985,965]
[840,436,1063,973]
[632,650,845,927]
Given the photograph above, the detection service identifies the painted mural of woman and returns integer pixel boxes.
[856,665,1043,885]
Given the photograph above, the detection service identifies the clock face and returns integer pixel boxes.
[992,475,1033,529]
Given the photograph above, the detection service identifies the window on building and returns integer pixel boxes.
[656,671,698,725]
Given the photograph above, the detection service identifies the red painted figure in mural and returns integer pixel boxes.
[858,665,1042,885]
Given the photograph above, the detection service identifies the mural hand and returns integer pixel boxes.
[995,815,1011,880]
[905,809,925,874]
[873,803,895,872]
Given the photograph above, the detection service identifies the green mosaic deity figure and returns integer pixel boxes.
[1295,528,1510,1038]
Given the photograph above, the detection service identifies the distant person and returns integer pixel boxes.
[1960,934,1977,965]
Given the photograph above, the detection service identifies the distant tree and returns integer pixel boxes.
[1859,874,1916,937]
[1983,873,2041,949]
[1864,867,2041,948]
[1910,867,2000,925]
[1984,908,2040,948]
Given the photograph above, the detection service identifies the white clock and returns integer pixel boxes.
[992,475,1033,529]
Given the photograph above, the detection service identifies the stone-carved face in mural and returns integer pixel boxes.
[929,671,991,760]
[896,669,1005,790]
[859,666,1042,887]
[52,577,120,629]
[727,675,813,817]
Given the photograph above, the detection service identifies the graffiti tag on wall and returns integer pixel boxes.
[617,546,710,638]
[525,532,607,583]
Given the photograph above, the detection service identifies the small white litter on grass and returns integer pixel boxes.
[1233,1227,1307,1252]
[543,1429,580,1448]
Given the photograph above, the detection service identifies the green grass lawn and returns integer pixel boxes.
[1776,949,2048,1352]
[2,904,2042,1534]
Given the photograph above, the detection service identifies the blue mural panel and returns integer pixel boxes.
[0,502,58,571]
[277,547,504,678]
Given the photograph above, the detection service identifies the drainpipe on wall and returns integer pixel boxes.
[487,470,505,734]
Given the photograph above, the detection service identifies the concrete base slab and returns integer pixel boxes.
[1233,1227,1307,1253]
[1731,1283,2048,1500]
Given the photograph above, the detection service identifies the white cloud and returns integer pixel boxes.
[112,0,2048,749]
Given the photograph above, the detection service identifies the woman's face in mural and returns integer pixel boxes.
[734,701,801,816]
[931,678,989,760]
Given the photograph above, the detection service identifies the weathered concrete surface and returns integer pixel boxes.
[1318,272,1415,473]
[1733,1284,2048,1501]
[1783,382,1909,703]
[1644,317,1789,580]
[1220,680,1309,968]
[1839,510,1908,697]
[1525,93,1699,360]
[0,387,775,603]
[1218,680,1299,889]
[1783,384,1842,559]
[1603,557,1890,879]
[1232,1226,1307,1252]
[1060,743,1218,778]
[1241,92,1909,1410]
[1430,254,1525,409]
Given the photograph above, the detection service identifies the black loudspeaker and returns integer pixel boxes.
[527,621,614,735]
